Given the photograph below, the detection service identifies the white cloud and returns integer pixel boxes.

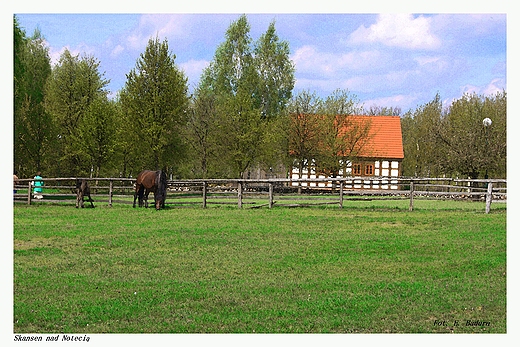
[47,46,62,66]
[48,44,95,66]
[291,45,382,78]
[349,14,441,50]
[431,14,506,38]
[461,78,506,97]
[363,94,419,110]
[414,56,441,66]
[460,84,479,96]
[483,78,505,96]
[110,45,125,58]
[126,14,190,51]
[179,59,210,88]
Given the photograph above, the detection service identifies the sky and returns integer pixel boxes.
[13,7,507,113]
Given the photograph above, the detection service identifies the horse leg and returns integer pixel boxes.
[154,190,160,210]
[144,189,150,208]
[134,184,144,207]
[75,189,80,208]
[133,186,138,207]
[139,188,146,207]
[86,188,94,208]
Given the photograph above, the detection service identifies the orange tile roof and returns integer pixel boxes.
[348,115,404,160]
[289,114,404,160]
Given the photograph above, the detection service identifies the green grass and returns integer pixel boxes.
[13,201,506,333]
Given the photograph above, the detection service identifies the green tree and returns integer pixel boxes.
[400,93,444,177]
[183,86,219,178]
[45,49,109,176]
[402,92,506,179]
[288,89,370,179]
[400,111,418,177]
[77,98,119,177]
[119,37,189,175]
[363,105,402,116]
[254,20,295,119]
[14,16,26,120]
[252,20,295,175]
[13,19,52,177]
[322,89,373,177]
[200,15,261,177]
[316,89,363,177]
[112,96,136,178]
[198,15,295,178]
[287,90,323,180]
[438,91,506,178]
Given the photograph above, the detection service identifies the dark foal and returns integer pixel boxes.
[75,179,95,208]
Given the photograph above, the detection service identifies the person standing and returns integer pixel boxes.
[32,171,44,199]
[13,170,19,194]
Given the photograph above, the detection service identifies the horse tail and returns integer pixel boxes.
[137,184,145,200]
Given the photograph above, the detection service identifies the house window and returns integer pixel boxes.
[353,164,362,176]
[365,164,374,176]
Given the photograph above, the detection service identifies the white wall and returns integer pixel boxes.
[290,159,400,189]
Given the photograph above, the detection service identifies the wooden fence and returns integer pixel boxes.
[13,176,507,213]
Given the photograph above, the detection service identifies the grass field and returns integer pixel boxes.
[13,199,506,333]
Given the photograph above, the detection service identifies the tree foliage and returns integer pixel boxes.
[437,91,506,178]
[44,49,109,176]
[254,20,295,119]
[78,98,119,177]
[119,37,189,175]
[317,89,369,177]
[401,92,506,178]
[194,15,295,178]
[364,105,402,116]
[182,86,219,178]
[288,89,370,178]
[287,90,323,178]
[401,93,444,177]
[14,19,52,177]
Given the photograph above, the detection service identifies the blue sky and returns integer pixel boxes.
[13,8,507,113]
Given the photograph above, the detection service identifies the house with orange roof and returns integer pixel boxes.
[289,115,404,188]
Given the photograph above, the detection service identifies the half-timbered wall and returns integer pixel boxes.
[290,159,401,189]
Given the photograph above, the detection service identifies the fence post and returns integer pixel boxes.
[485,181,493,214]
[237,181,243,208]
[202,181,207,208]
[27,182,32,205]
[108,179,113,207]
[339,181,344,208]
[409,180,414,212]
[269,183,274,208]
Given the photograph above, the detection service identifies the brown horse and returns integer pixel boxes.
[75,179,94,208]
[133,170,167,210]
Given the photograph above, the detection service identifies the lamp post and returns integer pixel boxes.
[482,117,492,213]
[482,118,492,179]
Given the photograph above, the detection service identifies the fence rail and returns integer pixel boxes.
[13,176,507,213]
